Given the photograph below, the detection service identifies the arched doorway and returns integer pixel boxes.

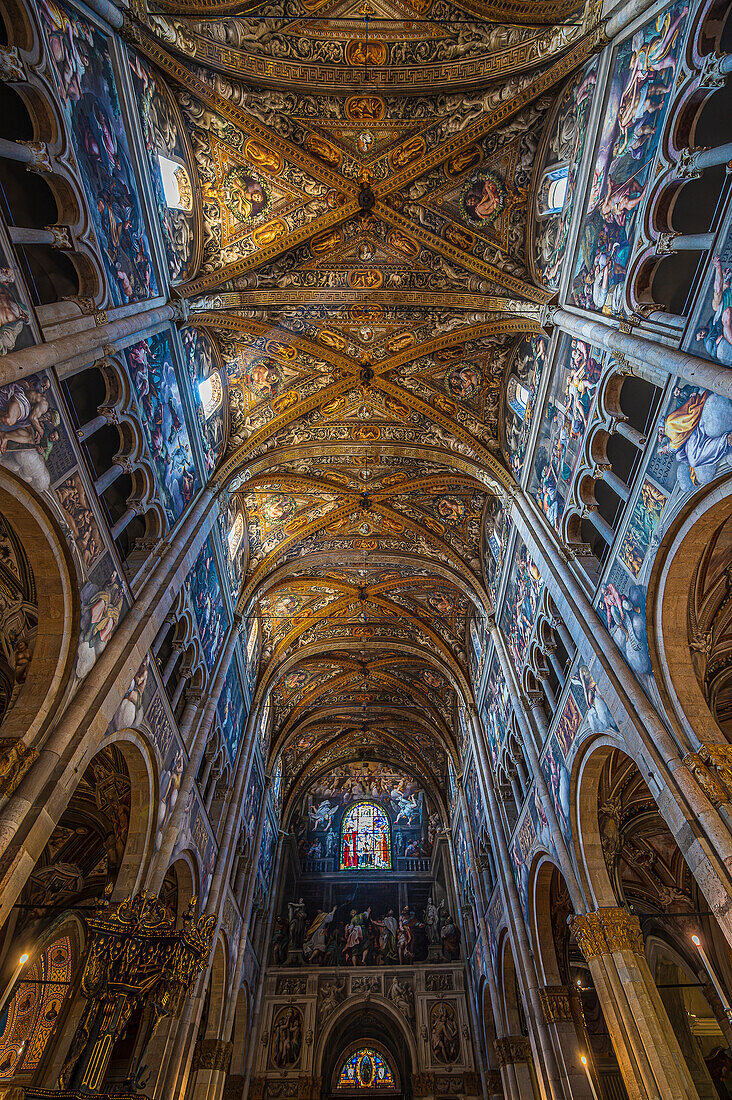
[319,1003,413,1100]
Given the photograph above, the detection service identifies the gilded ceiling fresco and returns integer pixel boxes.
[121,0,602,805]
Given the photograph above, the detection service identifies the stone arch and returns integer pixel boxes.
[0,467,76,748]
[315,999,416,1099]
[571,733,629,908]
[160,854,196,926]
[647,473,732,744]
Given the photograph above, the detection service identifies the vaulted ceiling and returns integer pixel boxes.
[127,0,598,801]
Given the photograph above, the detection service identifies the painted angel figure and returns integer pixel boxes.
[308,799,338,832]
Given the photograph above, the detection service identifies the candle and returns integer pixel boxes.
[692,935,732,1023]
[580,1054,602,1100]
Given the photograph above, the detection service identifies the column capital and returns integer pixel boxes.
[191,1037,233,1072]
[569,907,644,960]
[494,1036,532,1066]
[0,45,26,81]
[538,984,573,1023]
[0,737,38,796]
[700,52,730,90]
[17,140,51,173]
[684,745,732,806]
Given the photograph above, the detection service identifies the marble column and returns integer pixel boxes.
[494,1037,535,1100]
[537,986,593,1100]
[0,301,185,387]
[569,908,702,1100]
[545,307,732,399]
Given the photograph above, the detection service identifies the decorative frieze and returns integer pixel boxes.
[426,971,453,991]
[276,976,307,995]
[494,1037,532,1067]
[569,908,645,960]
[538,985,573,1023]
[192,1038,233,1073]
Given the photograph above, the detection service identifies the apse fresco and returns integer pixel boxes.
[186,536,228,672]
[38,0,157,304]
[500,541,544,674]
[0,240,32,355]
[528,338,603,532]
[595,378,732,697]
[482,654,512,768]
[128,51,196,283]
[570,5,689,314]
[124,334,199,523]
[504,336,547,479]
[482,496,511,603]
[295,763,431,867]
[532,58,598,289]
[340,802,392,871]
[180,327,226,474]
[337,1049,395,1089]
[216,659,244,762]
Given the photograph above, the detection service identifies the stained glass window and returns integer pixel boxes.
[0,935,73,1077]
[340,801,391,871]
[337,1048,395,1089]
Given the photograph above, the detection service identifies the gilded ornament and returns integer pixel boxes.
[569,908,645,960]
[245,139,283,175]
[683,750,729,806]
[345,95,386,121]
[0,738,39,796]
[494,1036,532,1066]
[538,986,572,1022]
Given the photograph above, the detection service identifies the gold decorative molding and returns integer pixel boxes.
[538,985,572,1023]
[494,1036,532,1066]
[0,738,38,797]
[683,749,730,807]
[569,908,645,961]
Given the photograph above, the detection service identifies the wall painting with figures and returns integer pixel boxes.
[127,51,198,284]
[292,762,435,870]
[528,338,604,533]
[0,371,126,693]
[503,335,548,480]
[531,58,598,290]
[38,0,157,304]
[124,333,199,524]
[499,539,544,675]
[570,5,689,315]
[180,327,227,476]
[596,374,732,700]
[186,535,228,673]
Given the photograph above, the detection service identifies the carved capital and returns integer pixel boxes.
[700,53,730,90]
[192,1037,233,1072]
[45,224,73,250]
[683,750,729,807]
[695,744,732,803]
[540,305,557,330]
[485,1069,504,1094]
[412,1072,435,1097]
[0,45,26,81]
[169,298,189,323]
[99,405,120,426]
[538,985,572,1023]
[18,140,52,173]
[494,1036,532,1067]
[94,309,109,327]
[656,231,679,255]
[675,147,705,180]
[569,908,644,960]
[0,738,38,796]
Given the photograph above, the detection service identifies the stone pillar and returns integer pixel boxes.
[494,1037,534,1099]
[190,1037,233,1100]
[569,908,703,1100]
[0,301,185,387]
[545,306,732,399]
[537,986,592,1100]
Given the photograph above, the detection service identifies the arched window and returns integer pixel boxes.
[0,934,74,1078]
[337,1047,396,1089]
[227,511,245,561]
[537,165,569,216]
[340,801,391,871]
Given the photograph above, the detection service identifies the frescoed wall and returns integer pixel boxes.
[181,326,226,475]
[0,238,33,355]
[186,535,228,672]
[482,496,511,603]
[124,333,199,524]
[128,51,197,284]
[532,58,598,290]
[243,764,264,849]
[258,800,276,891]
[0,516,37,728]
[528,338,604,533]
[0,372,126,690]
[482,654,512,769]
[217,658,244,762]
[219,495,245,602]
[499,540,544,674]
[38,0,157,304]
[464,756,484,842]
[690,247,732,369]
[503,335,548,479]
[570,5,689,314]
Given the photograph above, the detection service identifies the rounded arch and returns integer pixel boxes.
[648,473,732,745]
[75,730,158,902]
[571,734,632,908]
[0,468,77,747]
[315,998,417,1094]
